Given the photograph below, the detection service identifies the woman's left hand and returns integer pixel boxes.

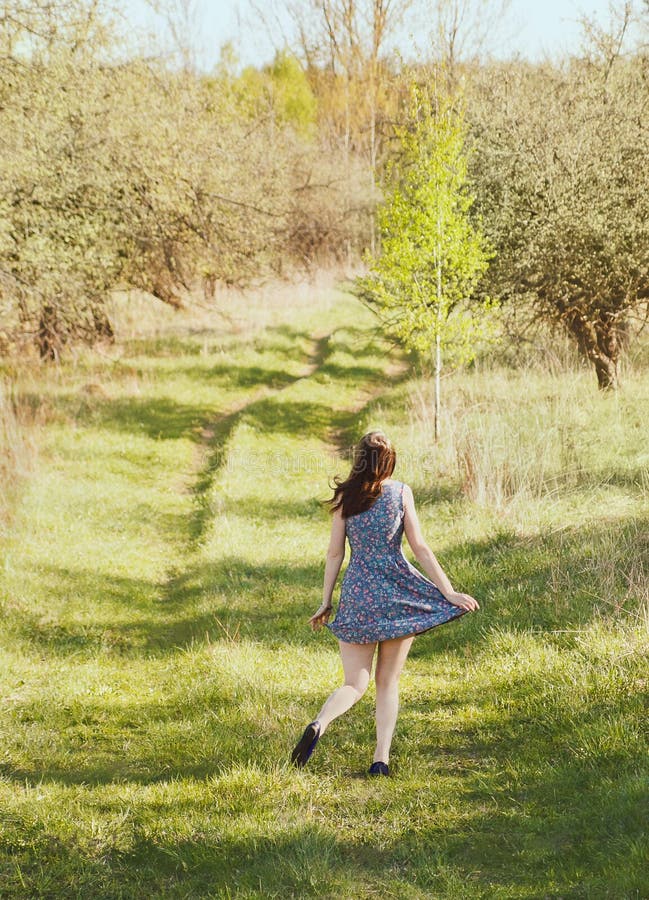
[445,591,480,611]
[309,604,333,630]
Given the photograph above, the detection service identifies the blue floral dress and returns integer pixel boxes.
[326,480,467,643]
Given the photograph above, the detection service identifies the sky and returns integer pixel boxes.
[121,0,635,71]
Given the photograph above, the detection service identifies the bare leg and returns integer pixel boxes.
[373,635,415,764]
[315,640,376,734]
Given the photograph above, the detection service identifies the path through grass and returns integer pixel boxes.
[1,287,647,898]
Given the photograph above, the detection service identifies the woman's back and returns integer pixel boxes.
[344,479,404,559]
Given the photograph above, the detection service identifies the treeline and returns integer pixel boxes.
[1,0,648,387]
[0,1,373,360]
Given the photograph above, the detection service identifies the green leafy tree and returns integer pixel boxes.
[357,84,494,439]
[469,7,649,389]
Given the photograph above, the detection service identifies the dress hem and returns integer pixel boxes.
[326,607,469,644]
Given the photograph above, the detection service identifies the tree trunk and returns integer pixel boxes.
[593,354,619,390]
[434,211,443,441]
[92,307,115,342]
[564,310,620,390]
[434,330,442,442]
[37,304,62,361]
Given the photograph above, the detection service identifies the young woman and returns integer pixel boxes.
[290,430,479,776]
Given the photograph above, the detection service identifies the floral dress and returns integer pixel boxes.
[326,480,467,643]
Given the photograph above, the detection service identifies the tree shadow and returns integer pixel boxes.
[7,510,647,661]
[4,565,168,655]
[29,393,215,442]
[188,333,335,542]
[408,511,649,659]
[329,365,412,453]
[394,662,648,895]
[118,826,388,896]
[3,668,645,896]
[1,807,394,897]
[241,398,347,439]
[2,557,323,656]
[172,362,299,389]
[157,558,324,649]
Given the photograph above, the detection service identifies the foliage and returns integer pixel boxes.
[468,38,649,388]
[0,10,370,357]
[266,50,318,136]
[356,85,495,365]
[230,49,317,137]
[2,0,649,373]
[0,2,121,356]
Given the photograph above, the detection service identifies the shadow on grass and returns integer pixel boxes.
[409,511,649,660]
[20,392,214,442]
[1,558,323,656]
[2,664,646,897]
[6,511,646,663]
[241,398,350,439]
[3,565,170,655]
[328,364,411,454]
[394,666,648,896]
[190,336,399,537]
[16,325,335,445]
[176,362,298,389]
[0,812,396,897]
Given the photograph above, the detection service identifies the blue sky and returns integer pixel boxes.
[121,0,634,70]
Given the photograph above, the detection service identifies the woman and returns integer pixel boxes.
[290,430,479,776]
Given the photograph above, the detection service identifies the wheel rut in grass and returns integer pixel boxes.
[326,357,410,457]
[188,330,333,543]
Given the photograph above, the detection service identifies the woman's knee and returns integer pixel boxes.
[344,671,370,698]
[374,669,401,693]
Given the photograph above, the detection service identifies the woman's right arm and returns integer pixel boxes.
[309,506,346,630]
[403,484,479,612]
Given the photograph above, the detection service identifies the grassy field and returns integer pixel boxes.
[0,284,647,899]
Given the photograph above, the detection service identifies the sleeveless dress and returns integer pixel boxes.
[326,480,467,643]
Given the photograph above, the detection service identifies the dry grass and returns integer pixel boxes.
[404,366,649,510]
[0,379,39,531]
[106,270,352,343]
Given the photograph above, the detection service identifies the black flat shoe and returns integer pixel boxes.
[290,721,321,768]
[368,761,390,776]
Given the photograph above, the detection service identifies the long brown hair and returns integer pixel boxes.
[327,431,396,518]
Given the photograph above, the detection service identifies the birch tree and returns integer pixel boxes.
[356,84,494,439]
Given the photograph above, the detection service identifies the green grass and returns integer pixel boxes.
[1,284,647,898]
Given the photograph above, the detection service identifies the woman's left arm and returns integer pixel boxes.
[309,507,346,630]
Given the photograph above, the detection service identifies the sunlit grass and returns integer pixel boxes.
[0,286,647,897]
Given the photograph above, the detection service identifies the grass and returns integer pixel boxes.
[0,282,647,898]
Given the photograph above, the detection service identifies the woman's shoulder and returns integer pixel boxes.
[391,480,414,501]
[384,478,408,489]
[384,478,410,497]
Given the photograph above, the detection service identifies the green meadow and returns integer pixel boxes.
[0,285,647,898]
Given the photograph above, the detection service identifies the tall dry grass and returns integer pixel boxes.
[404,366,649,508]
[395,362,649,626]
[106,269,351,343]
[0,379,38,531]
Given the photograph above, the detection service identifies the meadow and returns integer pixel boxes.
[0,284,647,899]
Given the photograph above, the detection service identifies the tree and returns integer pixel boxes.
[0,7,330,355]
[468,6,649,389]
[0,1,128,357]
[356,83,494,439]
[254,0,415,257]
[424,0,514,82]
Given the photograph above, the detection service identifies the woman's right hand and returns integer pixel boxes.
[445,591,480,611]
[309,603,333,630]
